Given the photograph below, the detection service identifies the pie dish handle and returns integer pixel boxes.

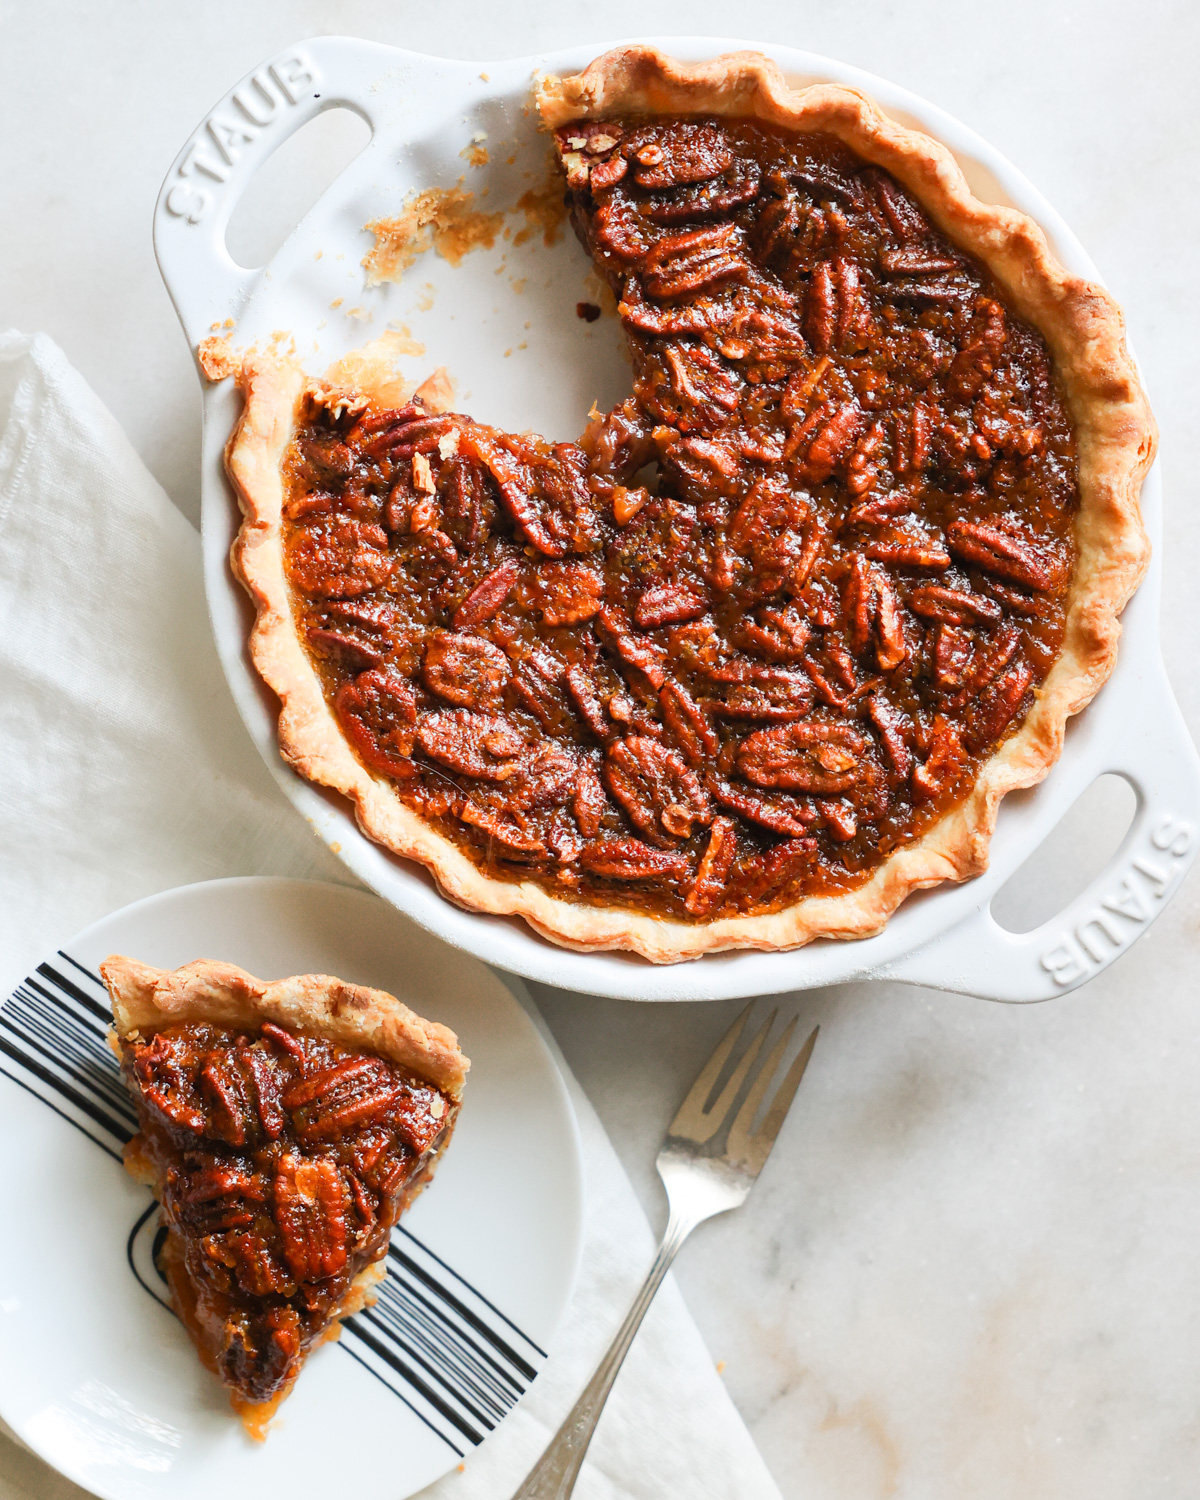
[878,668,1200,1003]
[152,36,442,351]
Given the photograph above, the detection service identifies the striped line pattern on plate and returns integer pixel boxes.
[1,953,543,1455]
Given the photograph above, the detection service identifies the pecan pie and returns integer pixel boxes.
[102,955,467,1437]
[223,47,1155,962]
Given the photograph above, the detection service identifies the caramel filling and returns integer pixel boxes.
[120,1020,455,1424]
[281,117,1076,919]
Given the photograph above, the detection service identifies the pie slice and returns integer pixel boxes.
[102,955,468,1437]
[219,46,1155,962]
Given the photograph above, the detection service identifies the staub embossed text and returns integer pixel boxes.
[1040,813,1194,985]
[163,53,319,225]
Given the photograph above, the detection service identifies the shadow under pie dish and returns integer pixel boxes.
[221,45,1155,964]
[102,955,467,1437]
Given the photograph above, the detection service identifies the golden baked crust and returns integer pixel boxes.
[101,955,468,1096]
[224,47,1155,964]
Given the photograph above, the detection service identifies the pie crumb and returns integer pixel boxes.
[414,366,457,413]
[461,134,490,168]
[364,187,504,286]
[196,335,237,383]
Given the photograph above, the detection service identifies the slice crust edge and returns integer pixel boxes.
[102,954,468,1097]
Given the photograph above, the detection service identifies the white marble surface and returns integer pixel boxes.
[3,4,1200,1496]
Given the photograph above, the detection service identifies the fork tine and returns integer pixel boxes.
[699,1009,775,1140]
[758,1024,819,1150]
[668,1001,752,1139]
[668,1002,774,1144]
[725,1014,799,1166]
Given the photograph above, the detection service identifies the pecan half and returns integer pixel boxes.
[286,517,392,599]
[795,402,863,483]
[272,1155,349,1282]
[728,479,820,592]
[416,710,525,780]
[946,520,1065,591]
[305,626,385,672]
[635,580,708,628]
[644,168,761,223]
[441,457,494,548]
[459,800,548,857]
[906,584,1002,625]
[198,1051,259,1148]
[422,631,510,708]
[564,664,615,741]
[911,716,965,801]
[864,167,926,239]
[659,680,719,762]
[948,299,1007,398]
[685,818,738,914]
[644,342,743,433]
[641,224,750,301]
[335,669,419,778]
[519,561,605,625]
[709,776,816,837]
[933,623,974,687]
[511,650,573,733]
[464,431,595,557]
[604,736,713,841]
[965,658,1034,751]
[807,257,861,353]
[283,1056,407,1141]
[597,605,668,689]
[629,122,735,188]
[353,406,454,459]
[742,837,818,902]
[843,554,908,671]
[864,535,951,569]
[176,1163,267,1235]
[891,402,934,475]
[879,246,960,275]
[452,557,520,629]
[508,744,579,811]
[572,764,608,837]
[738,721,870,794]
[579,838,691,881]
[704,670,814,721]
[865,693,913,779]
[741,605,812,661]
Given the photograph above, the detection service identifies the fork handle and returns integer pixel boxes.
[510,1207,698,1500]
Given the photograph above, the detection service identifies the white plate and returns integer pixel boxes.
[155,35,1200,1003]
[0,877,583,1500]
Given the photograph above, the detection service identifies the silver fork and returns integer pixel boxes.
[511,1004,819,1500]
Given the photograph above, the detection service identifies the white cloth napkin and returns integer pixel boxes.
[0,330,782,1500]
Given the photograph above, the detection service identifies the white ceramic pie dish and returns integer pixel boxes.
[154,33,1200,1003]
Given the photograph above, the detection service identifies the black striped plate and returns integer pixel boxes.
[0,878,582,1500]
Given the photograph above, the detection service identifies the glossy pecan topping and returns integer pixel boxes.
[279,117,1077,919]
[121,1021,454,1406]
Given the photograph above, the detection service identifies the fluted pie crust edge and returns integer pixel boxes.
[224,46,1155,964]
